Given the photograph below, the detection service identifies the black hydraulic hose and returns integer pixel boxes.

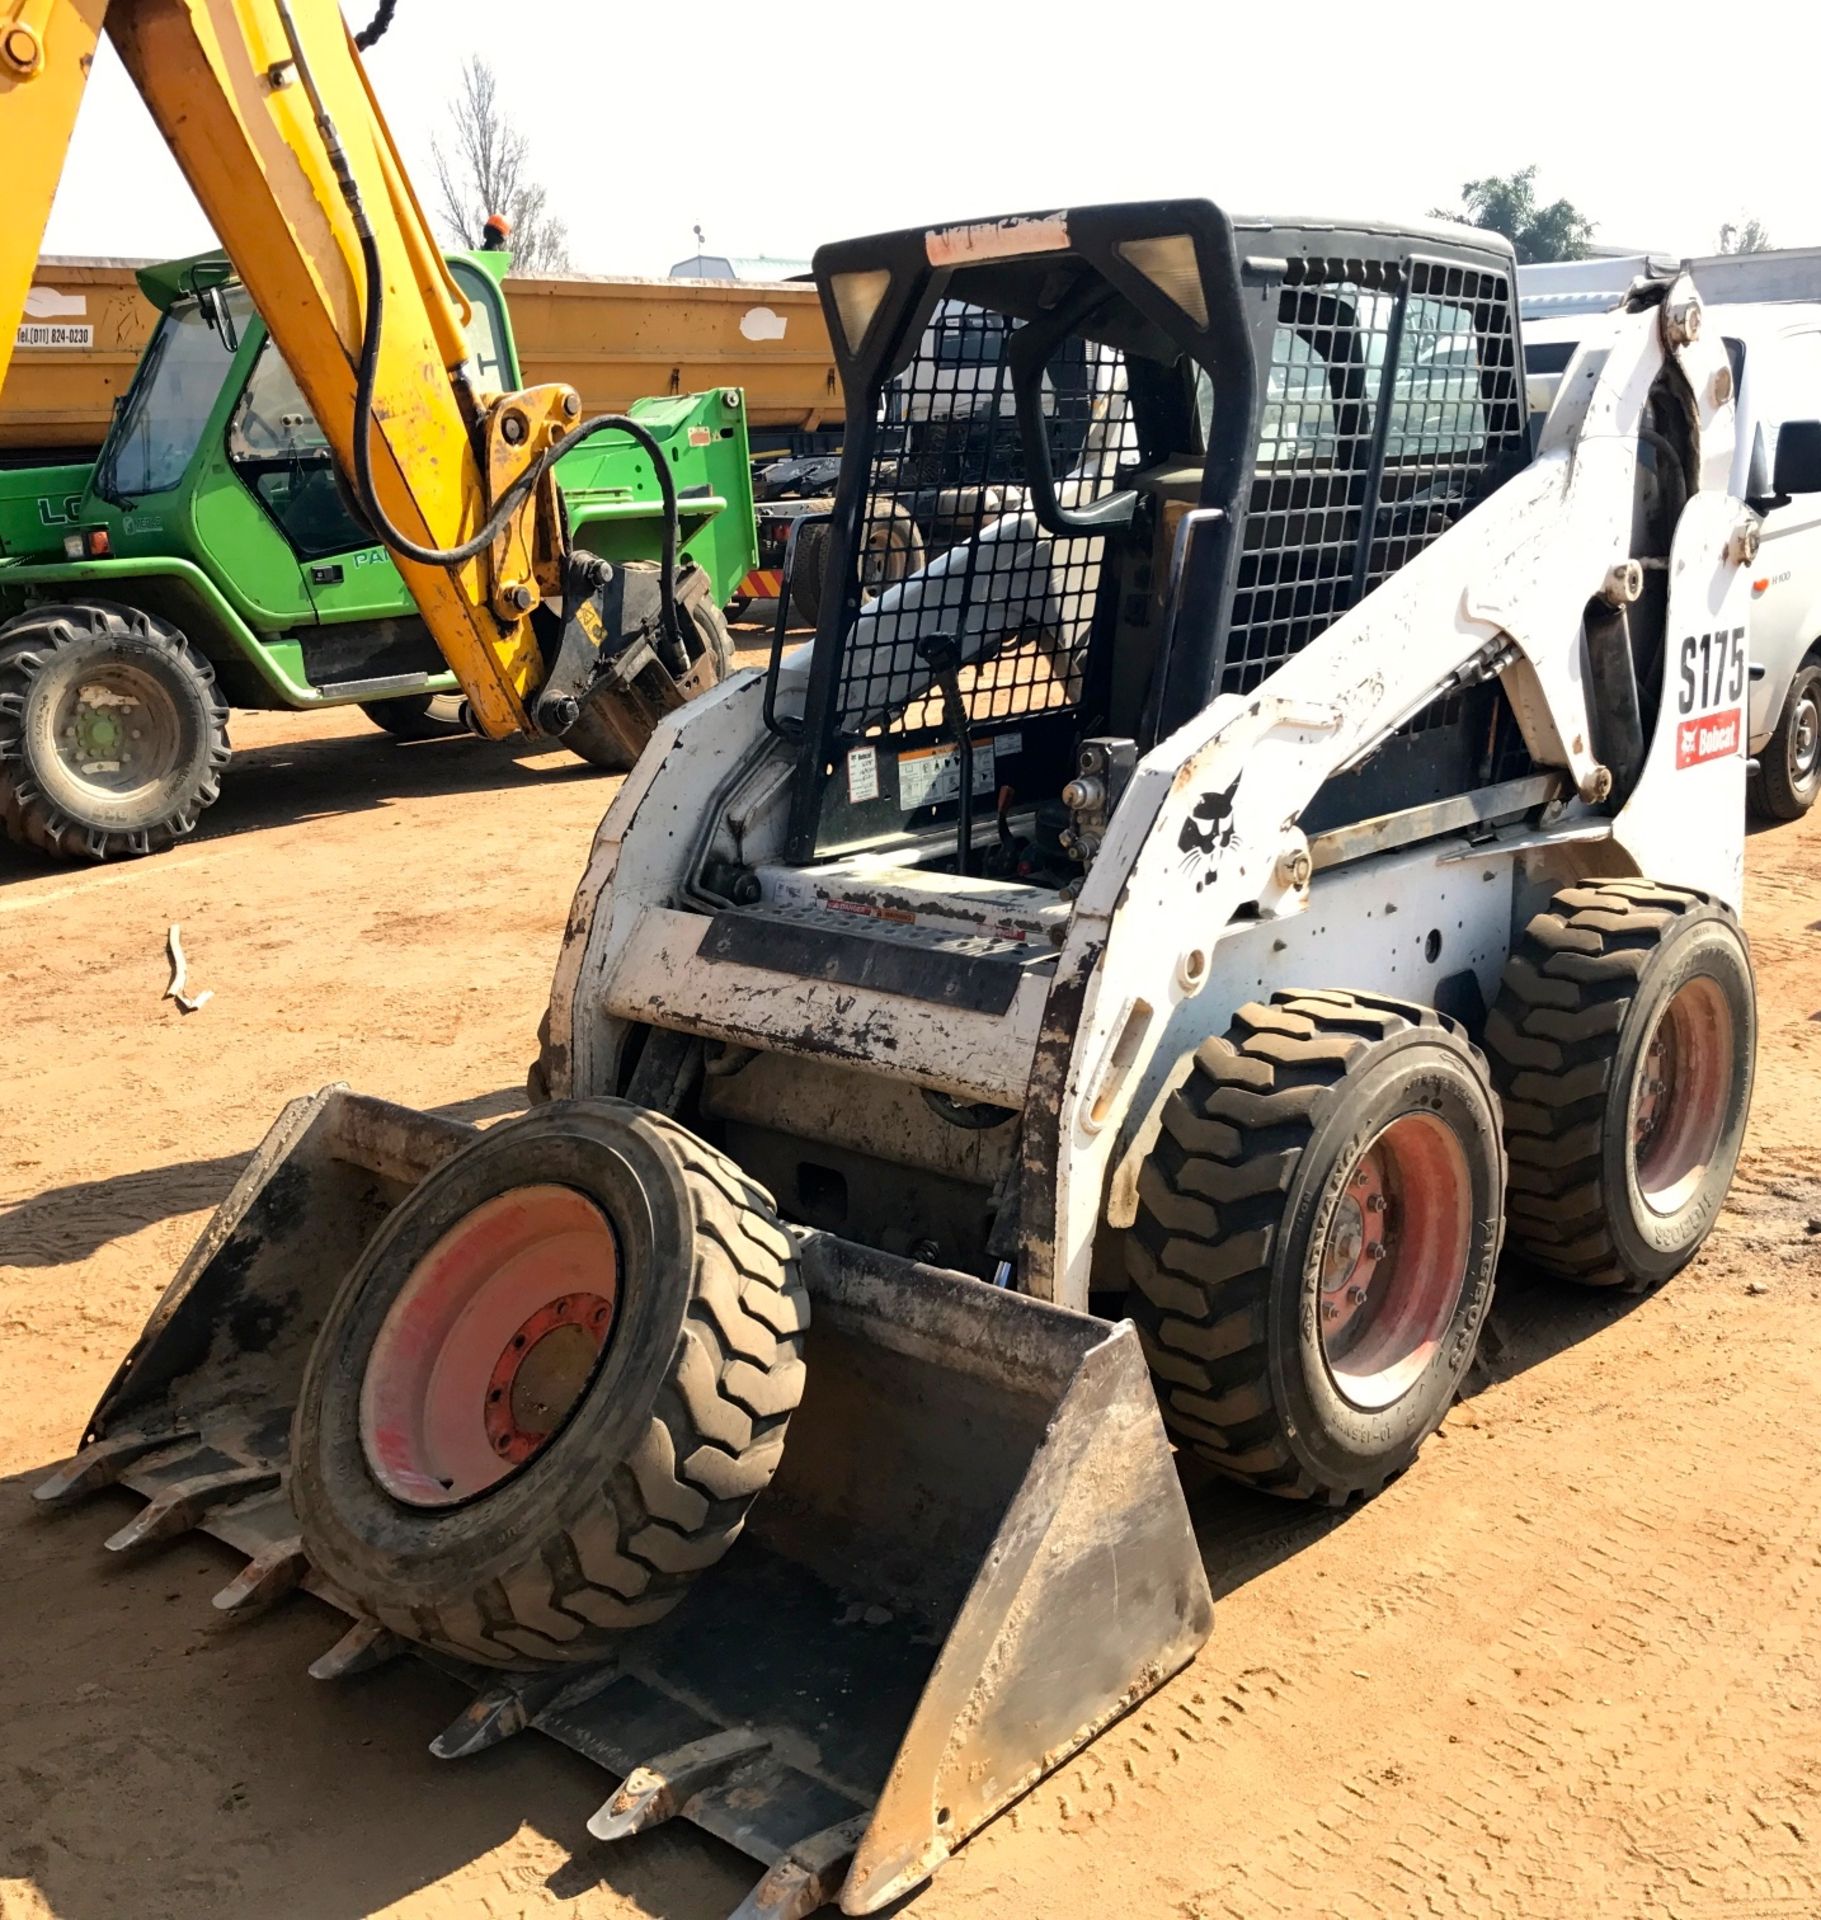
[351,0,397,48]
[277,0,685,652]
[346,222,685,654]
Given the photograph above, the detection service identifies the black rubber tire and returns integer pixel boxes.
[0,600,229,860]
[560,588,735,773]
[1748,659,1821,823]
[291,1099,808,1668]
[1484,880,1755,1293]
[358,693,468,741]
[1128,990,1505,1504]
[787,520,829,629]
[787,508,921,633]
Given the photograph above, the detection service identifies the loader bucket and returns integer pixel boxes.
[36,1087,1212,1917]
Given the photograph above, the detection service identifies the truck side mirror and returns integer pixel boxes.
[198,284,240,353]
[1772,420,1821,499]
[1745,424,1773,507]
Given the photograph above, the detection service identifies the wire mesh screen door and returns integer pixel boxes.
[1220,256,1527,718]
[831,300,1141,743]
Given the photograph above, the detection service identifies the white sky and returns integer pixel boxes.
[40,0,1820,273]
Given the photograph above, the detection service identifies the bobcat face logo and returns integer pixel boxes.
[1177,778,1240,892]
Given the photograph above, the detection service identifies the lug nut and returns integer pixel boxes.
[1347,1285,1370,1305]
[1323,1303,1340,1322]
[1366,1193,1388,1213]
[1366,1241,1386,1262]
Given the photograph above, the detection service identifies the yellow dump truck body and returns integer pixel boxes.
[0,256,152,458]
[1,259,838,459]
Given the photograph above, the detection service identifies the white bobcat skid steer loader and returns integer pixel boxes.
[42,203,1757,1917]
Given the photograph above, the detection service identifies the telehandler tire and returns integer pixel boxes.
[291,1099,808,1668]
[1485,880,1754,1293]
[1128,991,1504,1504]
[1748,659,1821,823]
[358,693,468,741]
[0,600,230,860]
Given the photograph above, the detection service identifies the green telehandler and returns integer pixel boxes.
[0,247,757,861]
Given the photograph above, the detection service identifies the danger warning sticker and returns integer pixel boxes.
[1675,707,1741,769]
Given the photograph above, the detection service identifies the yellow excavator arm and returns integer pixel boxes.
[0,0,642,739]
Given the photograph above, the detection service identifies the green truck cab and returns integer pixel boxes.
[0,249,756,860]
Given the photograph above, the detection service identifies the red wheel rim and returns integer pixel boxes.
[359,1185,619,1507]
[1631,977,1733,1216]
[1318,1112,1471,1411]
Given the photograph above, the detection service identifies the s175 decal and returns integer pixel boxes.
[1673,625,1746,770]
[1676,625,1745,716]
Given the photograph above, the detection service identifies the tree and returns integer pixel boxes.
[1434,167,1596,265]
[1717,217,1774,255]
[432,57,570,274]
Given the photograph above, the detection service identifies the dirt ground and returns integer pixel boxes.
[2,701,1819,1920]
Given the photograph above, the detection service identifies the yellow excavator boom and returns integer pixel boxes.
[1,0,586,738]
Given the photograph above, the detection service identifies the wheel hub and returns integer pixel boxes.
[1318,1113,1471,1412]
[484,1291,614,1465]
[1319,1160,1390,1344]
[359,1185,621,1507]
[1792,693,1819,783]
[1631,977,1734,1216]
[70,684,145,768]
[44,665,181,803]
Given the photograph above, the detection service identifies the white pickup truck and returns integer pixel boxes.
[1522,250,1821,820]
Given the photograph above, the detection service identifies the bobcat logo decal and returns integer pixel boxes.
[1177,778,1240,892]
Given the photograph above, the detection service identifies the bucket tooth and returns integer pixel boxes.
[726,1815,869,1920]
[586,1727,773,1842]
[210,1536,307,1617]
[309,1618,405,1681]
[33,1430,197,1509]
[102,1465,281,1553]
[430,1674,568,1761]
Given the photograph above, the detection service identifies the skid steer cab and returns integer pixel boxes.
[0,249,755,862]
[48,201,1760,1917]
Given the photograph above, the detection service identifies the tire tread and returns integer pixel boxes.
[0,602,228,861]
[1484,880,1719,1294]
[1128,991,1485,1503]
[316,1111,806,1666]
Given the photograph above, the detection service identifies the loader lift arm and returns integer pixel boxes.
[0,0,668,740]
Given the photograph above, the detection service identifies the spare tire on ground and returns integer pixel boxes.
[290,1099,808,1667]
